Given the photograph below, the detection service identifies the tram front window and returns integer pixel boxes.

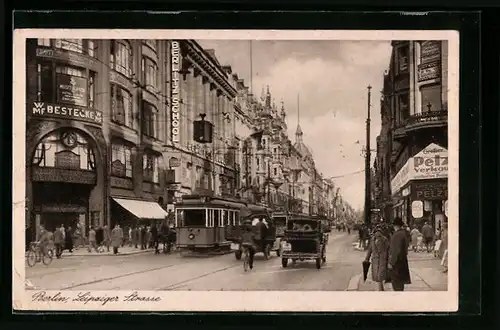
[274,216,286,226]
[182,209,206,227]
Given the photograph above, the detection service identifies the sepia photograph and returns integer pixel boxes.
[12,29,459,312]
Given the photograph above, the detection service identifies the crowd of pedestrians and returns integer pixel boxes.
[363,217,449,291]
[26,220,177,259]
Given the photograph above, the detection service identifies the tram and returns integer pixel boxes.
[175,194,247,253]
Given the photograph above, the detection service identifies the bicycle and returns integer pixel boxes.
[26,242,53,267]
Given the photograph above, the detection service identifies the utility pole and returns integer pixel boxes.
[364,85,372,227]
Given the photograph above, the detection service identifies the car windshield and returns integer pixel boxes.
[287,220,318,230]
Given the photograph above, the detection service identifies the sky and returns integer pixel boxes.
[198,40,392,210]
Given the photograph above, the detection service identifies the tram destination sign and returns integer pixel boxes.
[30,102,103,125]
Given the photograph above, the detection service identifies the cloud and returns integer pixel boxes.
[198,40,392,209]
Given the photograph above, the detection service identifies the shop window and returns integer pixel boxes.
[111,143,132,178]
[143,152,160,183]
[32,130,96,171]
[110,40,132,77]
[110,84,134,128]
[141,101,159,139]
[142,56,158,91]
[36,62,53,102]
[420,84,442,112]
[37,39,96,57]
[143,40,157,52]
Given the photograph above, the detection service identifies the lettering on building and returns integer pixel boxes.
[31,102,103,125]
[418,61,441,82]
[171,41,180,143]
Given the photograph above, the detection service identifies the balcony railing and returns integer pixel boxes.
[407,109,447,127]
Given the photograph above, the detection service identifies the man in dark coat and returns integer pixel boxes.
[65,226,74,253]
[389,217,411,291]
[151,223,159,254]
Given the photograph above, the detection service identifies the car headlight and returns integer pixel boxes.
[188,233,195,240]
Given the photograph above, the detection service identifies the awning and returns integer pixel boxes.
[112,197,168,220]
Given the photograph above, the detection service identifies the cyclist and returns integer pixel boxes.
[240,220,256,269]
[37,228,51,256]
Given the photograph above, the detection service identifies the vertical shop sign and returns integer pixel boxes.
[171,41,181,143]
[411,200,424,219]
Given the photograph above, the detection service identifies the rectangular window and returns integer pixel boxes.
[36,62,53,102]
[142,56,158,91]
[143,152,160,183]
[397,93,409,122]
[421,84,442,112]
[111,143,132,178]
[37,39,51,47]
[141,101,158,139]
[110,40,132,77]
[396,46,409,74]
[37,39,96,57]
[111,84,134,128]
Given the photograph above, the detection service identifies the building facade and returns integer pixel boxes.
[374,40,448,231]
[26,38,178,239]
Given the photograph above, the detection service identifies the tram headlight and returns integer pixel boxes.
[188,233,195,240]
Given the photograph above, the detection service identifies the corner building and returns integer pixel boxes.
[379,40,448,231]
[25,38,172,239]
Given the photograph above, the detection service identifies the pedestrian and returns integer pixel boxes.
[87,227,98,253]
[440,222,448,273]
[140,225,147,250]
[364,223,390,291]
[96,226,104,247]
[128,226,133,247]
[65,226,74,253]
[421,222,434,253]
[53,225,64,258]
[151,223,159,254]
[103,225,111,252]
[111,224,123,255]
[410,226,421,252]
[60,224,66,242]
[388,217,411,291]
[131,226,138,248]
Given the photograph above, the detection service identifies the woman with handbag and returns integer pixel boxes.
[364,224,390,291]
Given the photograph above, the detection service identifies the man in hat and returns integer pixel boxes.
[388,217,411,291]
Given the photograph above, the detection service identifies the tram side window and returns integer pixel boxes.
[234,212,240,225]
[214,209,221,227]
[183,209,206,227]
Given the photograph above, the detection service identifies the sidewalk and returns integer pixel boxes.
[348,251,448,291]
[25,245,175,257]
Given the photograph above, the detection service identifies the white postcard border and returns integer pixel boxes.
[13,29,460,312]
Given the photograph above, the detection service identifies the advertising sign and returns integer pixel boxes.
[56,74,88,106]
[412,143,448,180]
[171,41,181,143]
[411,180,448,200]
[417,62,441,82]
[420,41,441,64]
[411,200,423,219]
[30,102,103,125]
[391,143,448,195]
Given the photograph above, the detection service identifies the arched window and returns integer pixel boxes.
[32,130,96,171]
[110,40,132,77]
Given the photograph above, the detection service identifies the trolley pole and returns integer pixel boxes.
[364,85,372,227]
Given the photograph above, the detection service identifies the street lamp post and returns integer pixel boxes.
[364,85,372,227]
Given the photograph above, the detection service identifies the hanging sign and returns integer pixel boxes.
[411,200,423,219]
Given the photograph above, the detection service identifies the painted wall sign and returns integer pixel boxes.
[171,41,181,143]
[32,167,97,184]
[391,143,448,195]
[30,102,103,125]
[169,157,181,168]
[56,74,88,106]
[418,61,441,82]
[110,176,133,190]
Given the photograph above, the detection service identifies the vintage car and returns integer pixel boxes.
[281,216,331,269]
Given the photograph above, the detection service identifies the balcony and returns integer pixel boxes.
[405,110,447,131]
